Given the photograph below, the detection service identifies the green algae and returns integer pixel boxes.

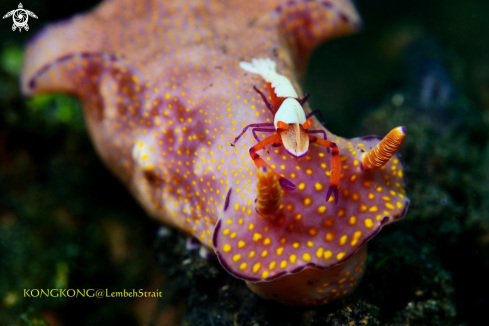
[0,45,23,77]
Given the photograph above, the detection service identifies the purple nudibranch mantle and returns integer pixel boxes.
[21,0,408,306]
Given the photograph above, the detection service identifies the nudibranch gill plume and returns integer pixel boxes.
[21,0,409,306]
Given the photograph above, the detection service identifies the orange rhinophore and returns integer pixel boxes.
[233,58,341,203]
[255,167,282,217]
[361,127,407,170]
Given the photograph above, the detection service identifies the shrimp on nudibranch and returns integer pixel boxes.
[233,57,341,204]
[21,0,409,306]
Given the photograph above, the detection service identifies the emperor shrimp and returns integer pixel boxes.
[233,58,341,203]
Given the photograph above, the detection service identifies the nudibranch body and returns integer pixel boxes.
[21,0,409,306]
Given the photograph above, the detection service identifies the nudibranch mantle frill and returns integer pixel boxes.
[21,0,409,306]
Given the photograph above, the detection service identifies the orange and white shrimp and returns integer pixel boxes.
[234,58,341,203]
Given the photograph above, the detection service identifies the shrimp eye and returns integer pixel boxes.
[302,119,313,129]
[277,121,289,130]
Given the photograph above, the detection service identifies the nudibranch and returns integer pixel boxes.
[21,0,409,306]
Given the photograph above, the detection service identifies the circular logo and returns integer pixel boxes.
[13,9,28,28]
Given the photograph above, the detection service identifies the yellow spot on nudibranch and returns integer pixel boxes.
[324,250,333,260]
[363,181,372,188]
[302,253,311,261]
[351,231,362,247]
[316,247,324,258]
[276,247,284,255]
[325,232,335,242]
[365,219,374,228]
[223,244,231,252]
[348,216,357,225]
[369,206,379,212]
[289,254,297,263]
[308,228,318,236]
[253,263,261,273]
[253,233,263,241]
